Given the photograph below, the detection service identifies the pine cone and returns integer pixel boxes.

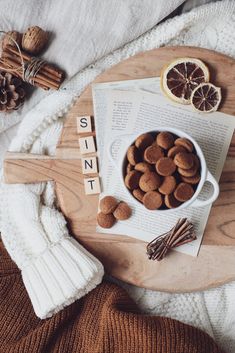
[0,71,25,112]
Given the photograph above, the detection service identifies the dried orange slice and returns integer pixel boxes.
[191,83,221,113]
[161,58,210,104]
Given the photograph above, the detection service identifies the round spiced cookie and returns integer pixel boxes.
[156,131,175,150]
[167,145,187,158]
[125,170,142,190]
[156,157,176,176]
[139,172,161,192]
[113,201,132,220]
[97,212,116,228]
[135,133,154,151]
[174,152,194,170]
[126,163,134,174]
[181,173,201,185]
[133,188,145,202]
[158,175,176,195]
[174,137,194,153]
[127,145,141,166]
[165,194,182,209]
[178,153,200,177]
[178,163,198,177]
[143,191,163,210]
[192,154,200,169]
[144,145,164,164]
[174,182,195,202]
[99,196,119,214]
[135,162,153,173]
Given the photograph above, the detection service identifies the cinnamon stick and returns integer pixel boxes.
[1,45,64,90]
[2,52,60,86]
[7,46,63,79]
[146,218,196,261]
[0,59,49,90]
[1,55,58,90]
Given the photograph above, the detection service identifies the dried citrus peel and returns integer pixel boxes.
[161,57,210,104]
[190,83,222,113]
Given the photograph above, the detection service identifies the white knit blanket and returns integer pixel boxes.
[0,0,184,134]
[1,1,235,352]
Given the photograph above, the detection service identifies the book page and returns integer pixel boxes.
[93,77,162,166]
[92,79,235,256]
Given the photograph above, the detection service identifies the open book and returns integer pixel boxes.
[92,78,235,256]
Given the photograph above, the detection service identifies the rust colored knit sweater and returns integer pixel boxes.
[0,243,223,353]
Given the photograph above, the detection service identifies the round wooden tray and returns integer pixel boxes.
[5,46,235,292]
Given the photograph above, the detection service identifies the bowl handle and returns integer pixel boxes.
[107,134,136,172]
[192,170,219,208]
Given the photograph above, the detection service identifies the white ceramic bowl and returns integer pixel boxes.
[108,127,219,213]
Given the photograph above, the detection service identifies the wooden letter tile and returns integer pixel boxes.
[79,136,96,155]
[84,177,101,195]
[77,116,92,133]
[81,156,98,174]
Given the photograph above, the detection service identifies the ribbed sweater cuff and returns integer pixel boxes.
[21,237,104,319]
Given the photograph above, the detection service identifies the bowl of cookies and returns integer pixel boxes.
[108,128,219,212]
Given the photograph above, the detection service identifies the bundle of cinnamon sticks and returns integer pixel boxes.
[0,45,64,90]
[146,218,196,261]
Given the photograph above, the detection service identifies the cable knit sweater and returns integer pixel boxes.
[0,242,224,353]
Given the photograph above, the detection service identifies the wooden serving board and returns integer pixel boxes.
[4,46,235,292]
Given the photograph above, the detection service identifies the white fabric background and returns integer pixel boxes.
[0,0,184,134]
[0,0,235,352]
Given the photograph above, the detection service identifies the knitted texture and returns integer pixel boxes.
[0,1,235,349]
[0,0,184,133]
[0,242,224,353]
[0,180,104,319]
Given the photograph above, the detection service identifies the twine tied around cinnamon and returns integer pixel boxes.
[0,31,46,84]
[146,218,196,261]
[0,31,64,90]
